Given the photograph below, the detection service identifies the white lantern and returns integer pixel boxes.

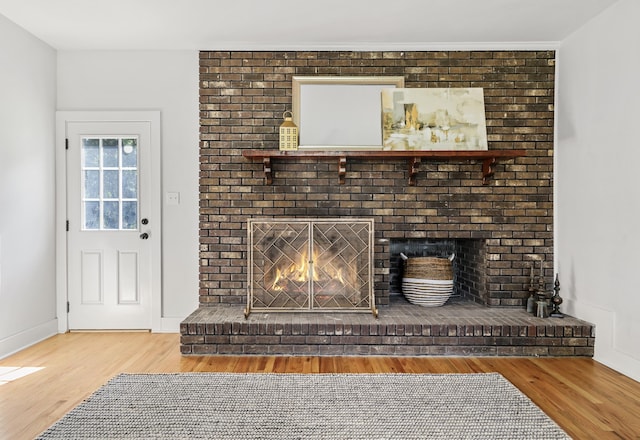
[279,111,298,151]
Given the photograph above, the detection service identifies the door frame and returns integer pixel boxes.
[56,111,162,333]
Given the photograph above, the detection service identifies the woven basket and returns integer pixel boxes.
[403,257,453,281]
[402,256,454,307]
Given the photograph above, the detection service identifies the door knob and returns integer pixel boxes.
[140,232,149,240]
[141,218,149,225]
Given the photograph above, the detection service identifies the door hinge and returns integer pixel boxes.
[67,301,70,313]
[65,138,69,150]
[66,220,69,231]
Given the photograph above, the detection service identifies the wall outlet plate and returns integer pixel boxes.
[166,192,180,206]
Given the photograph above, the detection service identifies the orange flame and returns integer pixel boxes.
[270,249,350,291]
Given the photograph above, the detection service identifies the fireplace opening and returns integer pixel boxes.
[246,218,377,317]
[389,238,488,305]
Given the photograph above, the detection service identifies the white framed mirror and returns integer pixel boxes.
[292,76,405,150]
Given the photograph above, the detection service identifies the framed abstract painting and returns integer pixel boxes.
[381,88,488,151]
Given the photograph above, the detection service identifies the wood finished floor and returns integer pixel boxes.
[1,332,638,439]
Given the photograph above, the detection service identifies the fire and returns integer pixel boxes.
[270,249,350,292]
[270,250,312,291]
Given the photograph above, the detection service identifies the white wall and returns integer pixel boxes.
[4,3,640,381]
[57,51,200,330]
[0,14,58,357]
[557,0,640,381]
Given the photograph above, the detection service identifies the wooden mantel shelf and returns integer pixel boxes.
[242,149,527,185]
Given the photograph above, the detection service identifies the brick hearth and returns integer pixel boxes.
[181,297,594,357]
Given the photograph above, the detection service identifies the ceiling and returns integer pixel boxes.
[0,0,619,51]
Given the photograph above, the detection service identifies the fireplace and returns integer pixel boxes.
[246,218,377,317]
[181,50,597,357]
[389,238,488,305]
[246,223,490,316]
[196,50,557,311]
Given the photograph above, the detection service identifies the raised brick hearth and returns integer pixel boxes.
[181,297,594,356]
[182,49,597,357]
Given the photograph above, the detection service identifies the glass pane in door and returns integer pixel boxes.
[81,137,139,230]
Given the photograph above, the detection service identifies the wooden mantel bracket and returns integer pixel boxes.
[338,157,347,184]
[408,157,421,186]
[242,150,527,186]
[482,157,498,185]
[262,157,273,185]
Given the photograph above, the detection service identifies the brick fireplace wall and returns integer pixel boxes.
[199,50,554,308]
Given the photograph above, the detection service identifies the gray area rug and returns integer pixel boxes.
[37,372,571,439]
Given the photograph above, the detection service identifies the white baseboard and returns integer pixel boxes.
[153,317,182,333]
[568,300,640,383]
[0,319,59,360]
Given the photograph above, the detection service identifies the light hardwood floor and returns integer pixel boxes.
[1,333,638,439]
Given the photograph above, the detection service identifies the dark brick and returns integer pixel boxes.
[562,337,588,347]
[180,50,594,360]
[199,50,555,310]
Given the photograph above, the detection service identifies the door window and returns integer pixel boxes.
[82,137,139,230]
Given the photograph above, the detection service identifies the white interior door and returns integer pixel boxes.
[65,121,155,329]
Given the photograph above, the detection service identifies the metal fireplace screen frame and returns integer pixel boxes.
[246,218,377,318]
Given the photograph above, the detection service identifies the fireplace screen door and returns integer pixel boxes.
[247,219,376,318]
